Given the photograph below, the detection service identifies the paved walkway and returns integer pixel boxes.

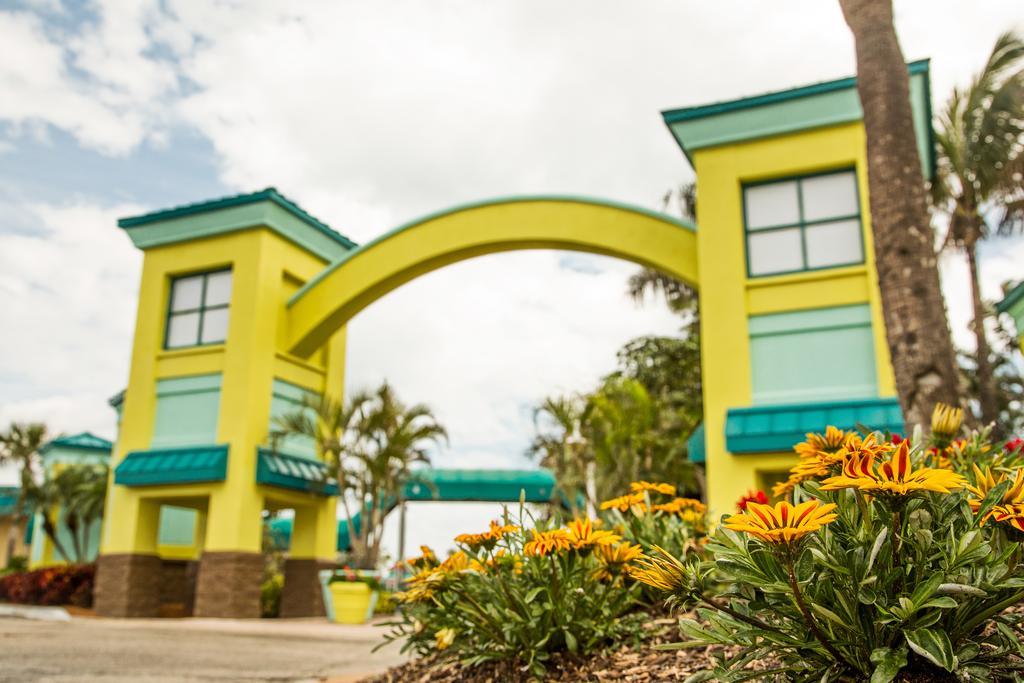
[0,616,406,682]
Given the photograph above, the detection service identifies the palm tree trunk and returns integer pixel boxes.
[967,244,998,427]
[838,0,962,430]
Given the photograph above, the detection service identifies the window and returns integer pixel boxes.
[165,270,232,349]
[743,170,863,277]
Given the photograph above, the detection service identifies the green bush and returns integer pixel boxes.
[636,412,1024,682]
[259,572,283,618]
[383,512,647,677]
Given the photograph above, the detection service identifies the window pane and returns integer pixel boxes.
[748,228,803,276]
[166,312,200,348]
[801,171,859,221]
[204,271,232,307]
[805,219,863,268]
[170,276,203,312]
[745,181,799,229]
[200,308,229,344]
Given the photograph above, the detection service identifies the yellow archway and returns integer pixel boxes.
[286,196,699,357]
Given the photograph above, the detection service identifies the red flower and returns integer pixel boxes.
[891,434,904,444]
[1006,438,1024,454]
[737,489,769,511]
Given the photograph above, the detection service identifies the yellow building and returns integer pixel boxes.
[666,60,933,512]
[96,63,934,617]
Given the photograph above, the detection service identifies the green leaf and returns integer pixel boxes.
[867,526,888,573]
[563,629,577,653]
[905,628,957,672]
[523,587,544,604]
[869,646,908,683]
[920,596,958,609]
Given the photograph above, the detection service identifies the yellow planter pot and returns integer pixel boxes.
[329,581,375,624]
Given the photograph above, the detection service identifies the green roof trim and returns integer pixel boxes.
[663,60,930,124]
[118,187,357,249]
[39,432,113,455]
[726,397,903,454]
[662,60,935,179]
[114,444,228,487]
[997,281,1024,314]
[256,448,339,496]
[686,423,706,464]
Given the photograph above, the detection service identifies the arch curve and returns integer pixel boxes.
[286,196,699,357]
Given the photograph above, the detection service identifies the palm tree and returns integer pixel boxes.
[351,383,447,568]
[0,422,47,562]
[273,383,446,569]
[934,31,1024,427]
[528,395,589,516]
[838,0,963,430]
[61,464,108,561]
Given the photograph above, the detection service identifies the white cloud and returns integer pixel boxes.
[0,200,141,460]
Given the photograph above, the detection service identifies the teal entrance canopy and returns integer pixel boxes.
[267,468,557,552]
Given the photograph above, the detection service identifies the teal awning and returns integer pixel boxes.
[403,468,556,503]
[686,423,706,464]
[256,448,339,496]
[726,397,903,454]
[114,444,228,487]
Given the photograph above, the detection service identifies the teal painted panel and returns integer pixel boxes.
[750,305,877,405]
[158,506,197,546]
[725,397,903,454]
[153,374,221,448]
[115,445,228,487]
[268,379,317,459]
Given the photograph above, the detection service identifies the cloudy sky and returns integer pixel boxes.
[1,0,1022,557]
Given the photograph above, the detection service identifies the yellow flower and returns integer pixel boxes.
[592,541,644,581]
[931,403,964,440]
[435,627,456,650]
[723,500,838,545]
[651,497,707,528]
[794,426,851,461]
[564,518,620,551]
[966,466,1024,527]
[822,441,966,497]
[629,481,677,496]
[405,545,438,570]
[600,492,646,512]
[523,529,572,557]
[439,551,470,573]
[628,545,689,592]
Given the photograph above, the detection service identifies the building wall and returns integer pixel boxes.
[694,122,896,515]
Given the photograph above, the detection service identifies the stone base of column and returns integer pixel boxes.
[279,558,337,618]
[94,553,163,618]
[157,559,198,617]
[193,551,264,618]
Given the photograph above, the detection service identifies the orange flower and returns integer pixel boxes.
[629,481,677,496]
[821,440,965,497]
[454,520,519,549]
[564,518,620,551]
[592,542,643,581]
[724,500,838,545]
[600,492,646,512]
[523,529,572,557]
[966,466,1024,529]
[794,426,851,462]
[990,504,1024,533]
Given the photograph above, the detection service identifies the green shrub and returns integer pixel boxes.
[635,412,1024,682]
[259,572,283,618]
[383,511,647,677]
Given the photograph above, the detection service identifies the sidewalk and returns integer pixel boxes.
[0,614,406,682]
